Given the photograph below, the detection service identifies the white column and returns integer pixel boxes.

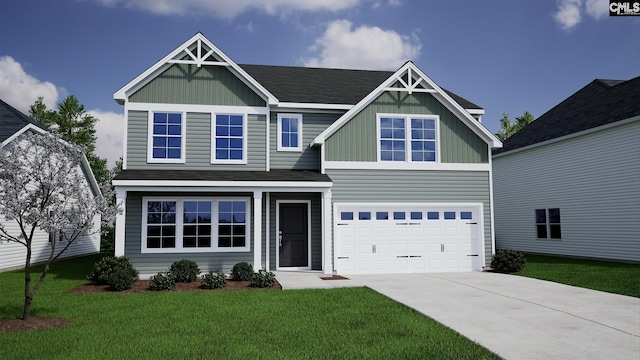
[114,188,127,256]
[322,189,333,274]
[253,191,263,270]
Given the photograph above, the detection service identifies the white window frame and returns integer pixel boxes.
[276,113,303,152]
[211,113,248,164]
[146,111,186,163]
[376,113,440,163]
[141,197,251,253]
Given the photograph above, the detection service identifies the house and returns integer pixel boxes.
[493,77,640,262]
[0,99,102,271]
[111,33,503,276]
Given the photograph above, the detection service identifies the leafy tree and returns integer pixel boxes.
[0,132,120,320]
[496,111,535,141]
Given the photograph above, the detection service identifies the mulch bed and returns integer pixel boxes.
[320,275,350,280]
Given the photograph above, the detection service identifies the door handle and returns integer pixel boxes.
[279,231,282,247]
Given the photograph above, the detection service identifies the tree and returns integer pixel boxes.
[0,131,120,320]
[496,111,535,141]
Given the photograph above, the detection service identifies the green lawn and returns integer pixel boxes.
[516,254,640,298]
[0,254,498,359]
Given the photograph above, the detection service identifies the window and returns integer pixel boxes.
[358,212,371,220]
[340,212,354,221]
[376,212,389,220]
[277,114,303,151]
[378,115,438,162]
[149,112,184,162]
[142,198,250,253]
[213,114,246,163]
[461,212,473,220]
[393,212,405,220]
[427,212,439,220]
[410,212,422,220]
[536,208,561,239]
[444,212,456,220]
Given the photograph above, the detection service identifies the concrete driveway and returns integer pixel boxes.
[344,272,640,360]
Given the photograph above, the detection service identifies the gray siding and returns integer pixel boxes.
[130,64,266,107]
[326,169,494,266]
[126,111,267,170]
[325,91,488,163]
[493,120,640,262]
[269,112,339,170]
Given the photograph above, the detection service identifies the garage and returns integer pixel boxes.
[334,203,483,274]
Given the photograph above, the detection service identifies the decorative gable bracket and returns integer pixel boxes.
[384,66,436,95]
[167,38,229,68]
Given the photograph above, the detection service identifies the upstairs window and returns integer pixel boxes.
[536,208,562,240]
[149,112,184,162]
[213,114,246,163]
[378,115,438,162]
[277,114,303,151]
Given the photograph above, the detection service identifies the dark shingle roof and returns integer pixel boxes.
[494,76,640,155]
[0,99,47,143]
[114,169,332,183]
[239,64,482,110]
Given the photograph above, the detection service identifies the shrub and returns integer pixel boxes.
[169,259,200,283]
[87,256,138,285]
[201,271,227,289]
[250,270,276,288]
[491,249,527,273]
[231,261,254,281]
[149,271,175,291]
[106,267,136,291]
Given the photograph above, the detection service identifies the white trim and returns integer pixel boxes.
[122,103,129,170]
[265,113,270,171]
[210,113,248,165]
[114,188,127,256]
[276,102,352,111]
[253,191,263,269]
[322,189,333,274]
[323,161,491,171]
[488,146,496,261]
[265,192,270,271]
[146,111,186,164]
[111,181,332,190]
[276,113,303,152]
[376,113,440,163]
[276,200,312,270]
[126,102,269,116]
[1,123,46,146]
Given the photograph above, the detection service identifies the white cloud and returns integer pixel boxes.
[88,110,125,168]
[92,0,362,18]
[303,20,421,70]
[0,56,58,113]
[554,0,609,30]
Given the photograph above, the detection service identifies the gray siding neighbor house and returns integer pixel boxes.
[112,33,502,277]
[493,77,640,262]
[0,99,102,271]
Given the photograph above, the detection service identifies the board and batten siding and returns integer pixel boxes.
[325,169,494,266]
[126,110,267,170]
[325,91,488,163]
[129,64,266,107]
[493,120,640,262]
[269,112,340,170]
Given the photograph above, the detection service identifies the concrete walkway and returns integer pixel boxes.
[275,271,640,360]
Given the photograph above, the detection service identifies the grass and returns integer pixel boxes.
[0,254,498,359]
[516,254,640,297]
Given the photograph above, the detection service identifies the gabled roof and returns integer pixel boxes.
[311,61,502,148]
[0,99,47,143]
[494,76,640,155]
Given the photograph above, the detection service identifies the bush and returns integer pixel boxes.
[231,262,254,281]
[169,259,200,283]
[149,271,175,291]
[250,270,276,288]
[201,271,227,289]
[106,268,136,291]
[491,249,527,273]
[87,256,138,285]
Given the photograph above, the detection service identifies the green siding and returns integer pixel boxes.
[130,64,266,107]
[126,110,267,170]
[326,169,494,266]
[325,91,488,163]
[270,112,340,170]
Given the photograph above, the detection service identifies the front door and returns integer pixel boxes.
[279,203,309,267]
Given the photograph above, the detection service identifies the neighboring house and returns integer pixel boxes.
[0,99,102,271]
[112,33,502,276]
[493,77,640,262]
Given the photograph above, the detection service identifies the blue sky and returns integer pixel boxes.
[1,0,638,166]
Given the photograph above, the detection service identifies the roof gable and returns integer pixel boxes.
[0,99,47,143]
[311,62,502,148]
[495,76,640,155]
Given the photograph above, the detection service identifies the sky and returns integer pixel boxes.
[1,0,638,167]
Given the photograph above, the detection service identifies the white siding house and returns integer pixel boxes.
[493,78,640,262]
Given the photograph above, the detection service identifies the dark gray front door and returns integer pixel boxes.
[279,203,308,267]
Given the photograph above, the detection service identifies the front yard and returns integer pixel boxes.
[0,254,498,359]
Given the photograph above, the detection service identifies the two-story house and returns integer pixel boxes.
[112,33,502,277]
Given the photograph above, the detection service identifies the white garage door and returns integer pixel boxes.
[335,203,483,274]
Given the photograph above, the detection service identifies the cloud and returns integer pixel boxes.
[88,110,125,167]
[92,0,362,18]
[0,56,58,113]
[303,20,421,70]
[554,0,609,30]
